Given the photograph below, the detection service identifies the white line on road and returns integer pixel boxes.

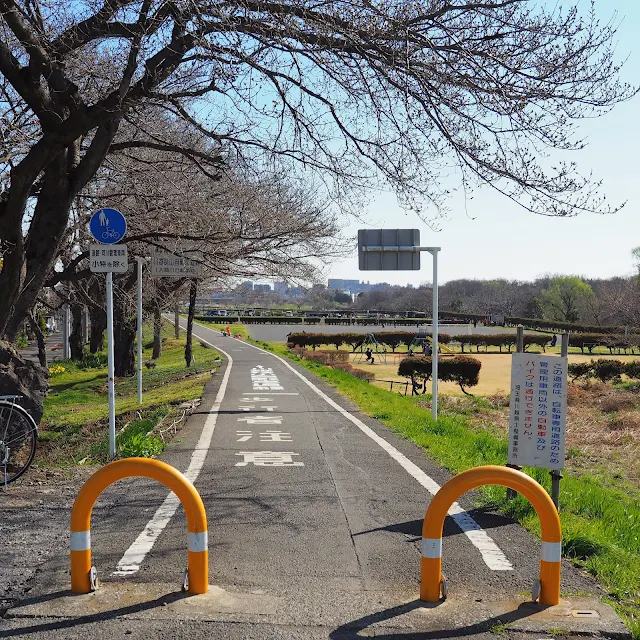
[228,329,512,571]
[112,340,234,577]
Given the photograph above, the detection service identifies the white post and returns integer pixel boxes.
[63,303,70,359]
[431,249,439,421]
[106,272,116,459]
[137,258,143,405]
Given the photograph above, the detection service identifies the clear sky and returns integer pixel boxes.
[326,0,640,287]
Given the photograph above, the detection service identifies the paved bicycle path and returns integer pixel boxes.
[1,322,625,639]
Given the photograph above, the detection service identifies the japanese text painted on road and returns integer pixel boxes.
[234,371,305,467]
[251,365,284,391]
[508,353,568,470]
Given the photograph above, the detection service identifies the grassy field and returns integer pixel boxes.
[38,322,221,465]
[258,339,640,638]
[361,352,638,396]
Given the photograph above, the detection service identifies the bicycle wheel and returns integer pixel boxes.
[0,403,38,484]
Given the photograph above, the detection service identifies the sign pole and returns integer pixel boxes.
[550,332,570,510]
[88,207,128,462]
[431,249,439,421]
[137,258,143,405]
[106,271,116,460]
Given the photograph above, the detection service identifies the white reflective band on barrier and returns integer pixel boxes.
[188,531,208,553]
[70,530,91,551]
[541,541,562,562]
[421,538,442,559]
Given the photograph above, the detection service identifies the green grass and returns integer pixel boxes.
[40,322,221,464]
[260,339,640,639]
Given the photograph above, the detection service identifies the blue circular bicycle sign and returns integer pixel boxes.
[89,208,127,244]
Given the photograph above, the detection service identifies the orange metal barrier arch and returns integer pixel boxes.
[421,465,561,605]
[70,458,208,594]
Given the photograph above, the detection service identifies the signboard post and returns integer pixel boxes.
[137,258,144,406]
[150,250,203,278]
[507,348,568,508]
[89,208,128,460]
[358,229,441,419]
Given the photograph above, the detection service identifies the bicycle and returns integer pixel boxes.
[0,395,38,487]
[101,229,120,240]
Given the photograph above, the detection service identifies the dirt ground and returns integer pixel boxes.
[355,352,635,396]
[0,466,95,613]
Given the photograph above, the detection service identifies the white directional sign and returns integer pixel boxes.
[508,353,568,470]
[150,250,203,278]
[89,244,129,273]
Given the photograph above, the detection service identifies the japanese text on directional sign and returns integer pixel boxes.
[508,353,568,470]
[89,208,127,245]
[89,244,129,273]
[150,250,203,278]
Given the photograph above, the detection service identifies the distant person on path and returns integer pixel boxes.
[225,325,231,336]
[365,347,375,364]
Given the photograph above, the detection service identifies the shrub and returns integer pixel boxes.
[523,335,551,352]
[568,361,592,381]
[591,358,625,383]
[351,368,375,381]
[568,333,610,354]
[333,362,354,373]
[302,352,331,365]
[438,356,482,395]
[315,350,350,365]
[624,360,640,380]
[398,355,481,395]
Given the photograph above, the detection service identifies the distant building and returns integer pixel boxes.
[274,281,289,294]
[239,280,254,291]
[328,278,361,293]
[254,283,272,293]
[328,278,393,294]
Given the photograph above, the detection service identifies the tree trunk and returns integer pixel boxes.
[27,312,47,369]
[114,315,137,377]
[153,304,162,359]
[69,303,84,361]
[185,280,197,367]
[89,306,107,353]
[1,156,75,341]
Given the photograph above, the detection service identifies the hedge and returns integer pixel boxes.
[397,355,482,395]
[439,310,637,334]
[451,333,550,353]
[324,317,430,326]
[195,315,304,324]
[568,359,640,383]
[567,333,640,354]
[502,316,623,334]
[286,331,451,351]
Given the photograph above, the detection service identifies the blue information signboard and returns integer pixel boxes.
[89,208,127,245]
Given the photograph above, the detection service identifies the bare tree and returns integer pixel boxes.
[0,0,635,342]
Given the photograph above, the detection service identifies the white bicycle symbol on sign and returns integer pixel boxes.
[102,229,121,240]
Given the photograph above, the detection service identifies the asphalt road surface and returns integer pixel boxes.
[1,321,627,639]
